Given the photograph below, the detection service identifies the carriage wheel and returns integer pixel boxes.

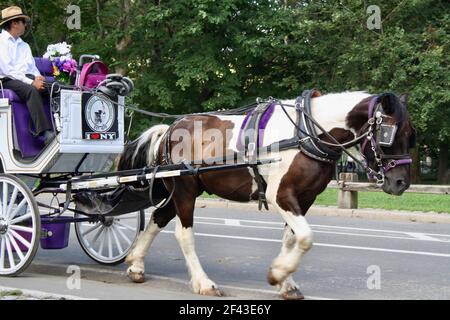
[0,174,40,276]
[74,210,145,265]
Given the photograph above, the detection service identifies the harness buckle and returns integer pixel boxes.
[376,174,385,186]
[388,160,397,168]
[376,117,383,125]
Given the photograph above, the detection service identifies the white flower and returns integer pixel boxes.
[43,42,73,59]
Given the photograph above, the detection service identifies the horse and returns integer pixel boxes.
[117,90,416,299]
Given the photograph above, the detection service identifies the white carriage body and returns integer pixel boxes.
[0,89,125,174]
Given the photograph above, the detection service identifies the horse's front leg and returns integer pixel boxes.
[268,203,313,288]
[265,184,313,299]
[126,201,176,283]
[275,225,306,300]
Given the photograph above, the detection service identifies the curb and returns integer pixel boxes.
[0,285,90,300]
[196,199,450,224]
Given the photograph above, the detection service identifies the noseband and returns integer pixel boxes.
[361,96,412,185]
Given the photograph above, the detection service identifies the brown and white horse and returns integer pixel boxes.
[118,91,416,299]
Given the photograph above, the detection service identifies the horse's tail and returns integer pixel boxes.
[118,124,170,170]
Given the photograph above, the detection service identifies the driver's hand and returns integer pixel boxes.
[32,78,45,91]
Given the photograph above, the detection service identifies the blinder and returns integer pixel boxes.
[377,124,398,147]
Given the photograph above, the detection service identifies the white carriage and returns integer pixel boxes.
[0,55,144,275]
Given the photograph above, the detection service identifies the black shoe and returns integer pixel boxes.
[41,130,56,146]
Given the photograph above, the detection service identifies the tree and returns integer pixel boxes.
[1,0,448,180]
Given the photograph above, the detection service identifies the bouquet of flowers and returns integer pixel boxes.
[43,42,77,85]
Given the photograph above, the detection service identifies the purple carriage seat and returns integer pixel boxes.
[1,58,55,158]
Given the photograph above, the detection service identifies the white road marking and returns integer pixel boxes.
[224,219,241,226]
[192,216,450,243]
[404,232,442,242]
[160,230,450,258]
[179,220,450,243]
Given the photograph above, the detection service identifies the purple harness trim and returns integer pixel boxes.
[384,158,413,172]
[237,103,275,150]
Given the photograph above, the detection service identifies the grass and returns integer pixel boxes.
[315,189,450,213]
[0,290,23,297]
[201,189,450,213]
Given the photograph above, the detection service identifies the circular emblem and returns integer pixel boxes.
[85,95,115,132]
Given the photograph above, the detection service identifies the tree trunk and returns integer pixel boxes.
[115,0,132,75]
[410,146,420,183]
[437,142,449,184]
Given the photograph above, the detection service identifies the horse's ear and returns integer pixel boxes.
[399,93,409,107]
[379,92,398,115]
[312,90,322,98]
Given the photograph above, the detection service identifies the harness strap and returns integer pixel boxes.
[295,90,342,163]
[241,101,272,211]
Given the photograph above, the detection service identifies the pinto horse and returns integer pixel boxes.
[118,91,416,299]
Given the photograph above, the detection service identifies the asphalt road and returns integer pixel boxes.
[2,207,450,300]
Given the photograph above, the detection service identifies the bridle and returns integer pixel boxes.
[359,96,412,185]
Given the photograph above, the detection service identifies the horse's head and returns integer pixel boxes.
[361,93,416,196]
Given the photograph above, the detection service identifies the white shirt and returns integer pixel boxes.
[0,30,40,85]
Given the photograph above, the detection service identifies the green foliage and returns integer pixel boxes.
[1,0,448,153]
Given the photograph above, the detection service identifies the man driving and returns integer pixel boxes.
[0,6,54,144]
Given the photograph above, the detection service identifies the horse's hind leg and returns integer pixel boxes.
[171,193,221,296]
[126,201,176,283]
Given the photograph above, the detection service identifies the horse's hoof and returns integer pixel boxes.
[127,271,145,283]
[281,288,305,300]
[267,269,282,286]
[200,287,222,297]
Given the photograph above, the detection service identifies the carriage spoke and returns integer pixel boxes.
[8,229,31,250]
[9,212,32,225]
[115,216,139,221]
[9,225,33,233]
[91,225,105,245]
[110,226,124,255]
[7,234,25,261]
[81,222,102,237]
[2,182,8,218]
[114,223,132,246]
[98,230,106,257]
[8,198,28,221]
[6,187,18,220]
[107,228,113,258]
[114,221,135,232]
[0,237,5,269]
[5,235,15,269]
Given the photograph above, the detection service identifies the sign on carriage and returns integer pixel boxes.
[82,93,119,140]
